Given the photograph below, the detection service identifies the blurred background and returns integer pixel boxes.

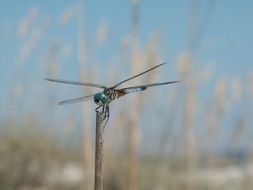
[1,0,253,189]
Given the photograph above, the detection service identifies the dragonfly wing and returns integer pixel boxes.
[120,81,179,95]
[111,62,167,89]
[58,94,96,105]
[45,78,107,89]
[122,86,147,94]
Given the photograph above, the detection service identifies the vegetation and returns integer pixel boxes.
[1,1,252,190]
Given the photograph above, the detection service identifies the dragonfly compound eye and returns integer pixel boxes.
[94,94,100,103]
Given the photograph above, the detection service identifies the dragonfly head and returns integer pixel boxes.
[94,92,110,106]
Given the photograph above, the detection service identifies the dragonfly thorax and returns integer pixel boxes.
[94,92,111,106]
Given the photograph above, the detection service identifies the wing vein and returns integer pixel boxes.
[121,81,179,94]
[45,78,107,89]
[58,94,96,105]
[111,62,167,89]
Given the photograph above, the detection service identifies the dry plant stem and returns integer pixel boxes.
[94,112,104,190]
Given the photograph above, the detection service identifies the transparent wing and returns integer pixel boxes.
[45,78,107,89]
[121,81,179,95]
[58,94,96,105]
[111,62,167,89]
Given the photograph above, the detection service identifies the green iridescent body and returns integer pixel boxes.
[94,92,111,106]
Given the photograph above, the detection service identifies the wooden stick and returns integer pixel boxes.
[94,112,104,190]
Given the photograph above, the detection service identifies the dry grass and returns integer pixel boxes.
[0,1,252,190]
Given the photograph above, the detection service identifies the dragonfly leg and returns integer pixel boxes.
[95,105,109,132]
[100,105,107,120]
[95,106,102,113]
[102,105,109,132]
[96,106,107,121]
[107,105,110,119]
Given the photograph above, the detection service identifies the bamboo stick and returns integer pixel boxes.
[94,112,104,190]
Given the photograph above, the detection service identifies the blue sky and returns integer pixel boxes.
[0,0,253,124]
[1,0,252,74]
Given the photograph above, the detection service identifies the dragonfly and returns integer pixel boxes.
[46,62,179,129]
